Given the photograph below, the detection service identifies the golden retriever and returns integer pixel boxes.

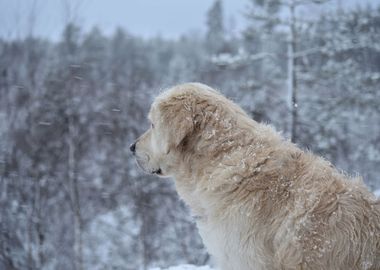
[131,83,380,270]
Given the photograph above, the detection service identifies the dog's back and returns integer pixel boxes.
[198,144,380,270]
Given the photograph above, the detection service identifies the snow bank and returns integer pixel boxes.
[150,265,214,270]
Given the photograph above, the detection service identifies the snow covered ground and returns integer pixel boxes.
[150,265,214,270]
[374,189,380,198]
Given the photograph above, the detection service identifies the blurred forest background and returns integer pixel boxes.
[1,0,380,269]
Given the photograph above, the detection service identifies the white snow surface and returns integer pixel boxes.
[150,265,214,270]
[374,189,380,198]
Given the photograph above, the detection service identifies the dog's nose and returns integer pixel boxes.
[129,142,136,153]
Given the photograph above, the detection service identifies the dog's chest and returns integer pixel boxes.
[197,215,267,270]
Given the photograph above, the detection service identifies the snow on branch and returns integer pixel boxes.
[210,49,275,68]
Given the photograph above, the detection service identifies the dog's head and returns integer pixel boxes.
[130,83,230,177]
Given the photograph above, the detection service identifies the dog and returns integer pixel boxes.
[130,82,380,270]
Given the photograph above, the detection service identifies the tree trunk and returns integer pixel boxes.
[288,1,298,143]
[68,115,84,270]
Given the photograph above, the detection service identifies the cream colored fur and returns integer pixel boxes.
[133,83,380,270]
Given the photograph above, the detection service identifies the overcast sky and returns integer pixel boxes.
[0,0,378,41]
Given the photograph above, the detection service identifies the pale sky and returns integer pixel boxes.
[0,0,378,41]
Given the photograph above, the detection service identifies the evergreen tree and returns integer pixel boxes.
[205,0,225,54]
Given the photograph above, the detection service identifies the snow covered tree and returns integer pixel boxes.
[244,0,329,142]
[298,5,380,189]
[205,0,225,54]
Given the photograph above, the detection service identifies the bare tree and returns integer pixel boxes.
[245,0,329,143]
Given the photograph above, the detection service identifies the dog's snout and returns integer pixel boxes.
[129,142,136,153]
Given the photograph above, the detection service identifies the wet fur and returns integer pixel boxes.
[134,83,380,270]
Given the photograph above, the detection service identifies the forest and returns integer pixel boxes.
[1,0,380,269]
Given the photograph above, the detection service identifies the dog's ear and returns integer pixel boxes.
[158,94,196,152]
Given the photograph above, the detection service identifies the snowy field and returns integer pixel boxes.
[150,265,214,270]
